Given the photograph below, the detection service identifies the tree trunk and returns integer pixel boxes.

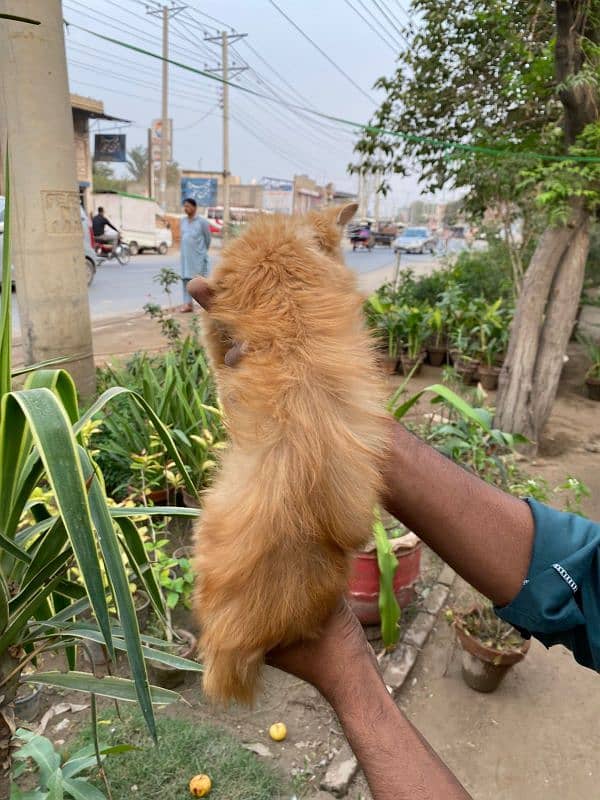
[495,208,589,446]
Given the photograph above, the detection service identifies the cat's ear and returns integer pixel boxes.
[188,276,214,310]
[336,202,358,227]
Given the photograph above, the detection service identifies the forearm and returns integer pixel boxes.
[324,650,471,800]
[383,421,534,606]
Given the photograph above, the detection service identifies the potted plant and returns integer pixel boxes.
[450,326,479,384]
[367,294,402,374]
[426,306,448,366]
[348,509,421,648]
[399,305,428,375]
[474,299,507,391]
[144,536,198,688]
[578,334,600,401]
[448,604,530,693]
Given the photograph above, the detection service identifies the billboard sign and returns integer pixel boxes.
[94,134,126,162]
[260,176,293,214]
[181,177,218,207]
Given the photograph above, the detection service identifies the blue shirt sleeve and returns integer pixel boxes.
[495,499,600,672]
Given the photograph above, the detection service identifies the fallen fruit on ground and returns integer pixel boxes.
[189,773,212,796]
[269,722,287,742]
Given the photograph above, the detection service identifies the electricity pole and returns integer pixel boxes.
[205,30,247,239]
[147,3,186,209]
[0,0,95,395]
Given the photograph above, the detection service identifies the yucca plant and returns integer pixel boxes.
[0,153,202,799]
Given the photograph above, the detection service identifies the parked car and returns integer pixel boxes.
[392,227,436,254]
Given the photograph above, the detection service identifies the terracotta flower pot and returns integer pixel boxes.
[455,358,478,385]
[400,353,424,376]
[427,345,447,367]
[348,535,422,625]
[478,365,500,391]
[148,629,198,689]
[585,376,600,401]
[379,354,399,375]
[453,608,530,693]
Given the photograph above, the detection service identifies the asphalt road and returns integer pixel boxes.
[11,243,451,330]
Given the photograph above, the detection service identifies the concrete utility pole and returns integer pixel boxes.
[205,30,247,240]
[0,0,95,395]
[147,3,186,209]
[147,126,154,198]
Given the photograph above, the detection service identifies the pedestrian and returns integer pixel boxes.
[180,197,211,313]
[92,206,119,244]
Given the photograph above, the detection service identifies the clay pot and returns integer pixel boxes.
[478,365,501,391]
[148,629,198,689]
[348,535,422,625]
[455,359,478,385]
[15,683,42,722]
[400,353,424,376]
[454,609,530,693]
[427,345,447,367]
[181,490,201,509]
[134,590,151,631]
[173,545,194,561]
[379,354,399,375]
[586,376,600,401]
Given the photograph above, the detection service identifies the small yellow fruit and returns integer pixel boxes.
[189,774,211,797]
[269,722,287,742]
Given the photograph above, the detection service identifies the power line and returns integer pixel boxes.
[63,21,600,165]
[266,0,375,103]
[378,0,406,31]
[231,112,316,174]
[341,0,400,52]
[174,104,220,130]
[68,58,217,105]
[367,0,411,46]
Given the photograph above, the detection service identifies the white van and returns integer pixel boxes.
[93,191,172,255]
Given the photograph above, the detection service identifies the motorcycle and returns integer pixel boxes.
[349,226,375,251]
[94,233,131,266]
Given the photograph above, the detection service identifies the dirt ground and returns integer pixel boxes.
[13,306,600,799]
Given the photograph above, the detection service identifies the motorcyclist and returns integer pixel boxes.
[92,207,119,245]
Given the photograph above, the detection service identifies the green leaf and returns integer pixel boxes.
[23,671,180,705]
[1,148,11,399]
[46,770,64,800]
[5,390,113,655]
[0,571,9,633]
[79,446,156,740]
[14,730,61,785]
[110,506,199,519]
[62,778,106,800]
[63,744,135,779]
[74,387,198,499]
[373,512,400,649]
[115,516,165,620]
[25,369,79,427]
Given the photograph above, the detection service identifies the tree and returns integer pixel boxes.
[126,145,181,188]
[92,162,127,192]
[126,144,148,183]
[354,0,600,447]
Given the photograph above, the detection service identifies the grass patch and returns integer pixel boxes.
[79,712,284,799]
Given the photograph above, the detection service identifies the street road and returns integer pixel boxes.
[11,243,457,330]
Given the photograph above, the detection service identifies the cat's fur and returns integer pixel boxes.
[193,204,388,704]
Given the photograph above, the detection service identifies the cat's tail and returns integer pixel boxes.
[200,644,263,705]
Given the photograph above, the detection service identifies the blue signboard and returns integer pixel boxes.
[94,134,126,162]
[260,176,293,192]
[181,177,219,207]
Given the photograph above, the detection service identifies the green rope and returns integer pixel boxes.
[64,20,600,165]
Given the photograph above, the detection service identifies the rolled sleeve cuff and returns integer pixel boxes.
[494,499,600,672]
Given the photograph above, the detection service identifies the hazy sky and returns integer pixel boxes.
[63,0,436,210]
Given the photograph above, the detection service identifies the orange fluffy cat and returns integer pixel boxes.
[192,203,388,704]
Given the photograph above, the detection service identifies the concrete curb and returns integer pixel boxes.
[320,563,457,797]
